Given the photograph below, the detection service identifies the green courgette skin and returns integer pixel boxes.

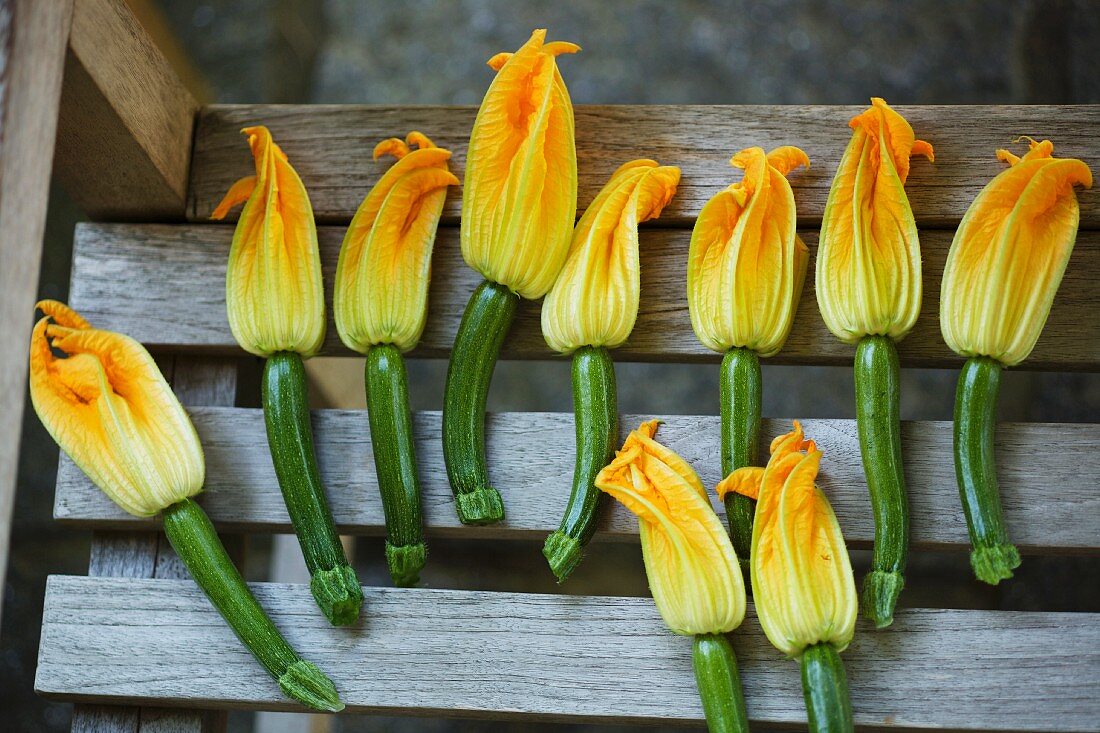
[162,498,343,712]
[442,279,519,525]
[543,345,618,581]
[853,335,908,628]
[264,352,363,625]
[692,633,750,733]
[954,356,1021,584]
[365,344,427,587]
[720,347,761,577]
[800,642,854,733]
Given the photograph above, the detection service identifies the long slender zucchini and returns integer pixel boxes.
[692,633,750,733]
[162,498,343,712]
[442,279,520,524]
[954,356,1020,584]
[720,347,761,576]
[264,352,363,625]
[365,344,427,586]
[543,345,618,581]
[853,335,908,628]
[800,642,853,733]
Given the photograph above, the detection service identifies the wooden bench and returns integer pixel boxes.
[12,1,1100,730]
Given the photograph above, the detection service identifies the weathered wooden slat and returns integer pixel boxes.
[188,104,1100,228]
[37,576,1100,731]
[53,409,1100,552]
[66,223,1100,369]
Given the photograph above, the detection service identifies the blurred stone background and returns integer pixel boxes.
[3,0,1099,731]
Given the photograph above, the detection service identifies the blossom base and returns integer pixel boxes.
[970,542,1021,585]
[800,642,853,733]
[385,541,427,587]
[692,633,750,733]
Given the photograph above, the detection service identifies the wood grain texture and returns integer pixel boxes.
[38,576,1100,731]
[188,104,1100,227]
[66,223,1100,369]
[53,0,197,219]
[53,409,1100,552]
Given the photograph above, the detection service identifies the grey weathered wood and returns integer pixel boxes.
[188,104,1100,228]
[66,223,1100,369]
[54,409,1100,552]
[38,576,1100,731]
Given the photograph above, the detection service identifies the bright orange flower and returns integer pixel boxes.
[29,301,204,517]
[816,98,934,344]
[542,160,680,353]
[940,138,1092,366]
[461,29,580,299]
[688,146,810,356]
[211,126,325,357]
[335,132,459,353]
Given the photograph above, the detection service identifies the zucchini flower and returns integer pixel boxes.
[540,160,680,581]
[687,145,810,574]
[212,125,361,625]
[28,301,343,713]
[723,422,857,733]
[444,29,580,526]
[334,132,458,587]
[815,98,933,628]
[597,421,749,733]
[940,138,1092,585]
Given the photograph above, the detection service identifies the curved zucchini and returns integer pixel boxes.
[800,642,853,733]
[720,347,761,577]
[264,352,363,625]
[853,335,908,628]
[692,633,750,733]
[442,279,520,525]
[954,356,1020,584]
[162,499,343,712]
[365,344,426,587]
[543,345,618,581]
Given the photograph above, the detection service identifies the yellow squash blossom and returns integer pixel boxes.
[211,125,325,357]
[941,138,1092,366]
[596,421,746,636]
[688,146,810,356]
[461,28,580,299]
[723,422,857,656]
[28,300,204,517]
[335,132,459,353]
[542,160,680,353]
[816,98,934,343]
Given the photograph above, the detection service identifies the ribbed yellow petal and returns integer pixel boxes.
[940,138,1092,366]
[541,160,680,353]
[688,146,810,356]
[461,29,580,299]
[748,422,857,657]
[211,126,325,357]
[816,98,933,344]
[28,301,205,517]
[596,421,746,636]
[335,132,458,353]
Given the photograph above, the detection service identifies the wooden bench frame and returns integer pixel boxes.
[4,1,1097,730]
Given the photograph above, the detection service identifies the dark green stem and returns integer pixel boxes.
[720,347,761,578]
[692,633,750,733]
[800,643,853,733]
[442,279,520,524]
[854,335,909,628]
[162,499,343,712]
[365,344,426,587]
[954,356,1020,584]
[543,345,618,581]
[264,352,362,625]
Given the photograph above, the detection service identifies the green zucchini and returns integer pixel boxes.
[800,642,853,733]
[442,279,520,524]
[720,347,761,577]
[264,352,363,625]
[954,356,1020,584]
[692,633,750,733]
[853,335,908,628]
[162,498,343,712]
[365,344,426,587]
[543,345,618,581]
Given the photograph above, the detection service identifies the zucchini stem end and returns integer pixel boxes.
[543,530,584,582]
[456,487,505,525]
[385,541,427,587]
[309,564,363,627]
[970,542,1021,585]
[860,570,904,628]
[279,659,345,713]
